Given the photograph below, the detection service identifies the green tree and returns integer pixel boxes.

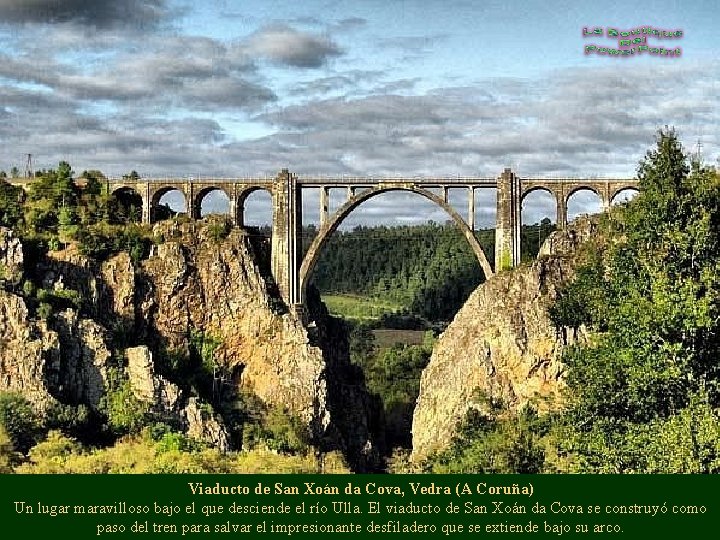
[99,369,150,436]
[0,392,41,453]
[24,162,79,239]
[0,178,23,227]
[0,424,18,473]
[78,170,108,225]
[425,402,547,473]
[555,128,720,472]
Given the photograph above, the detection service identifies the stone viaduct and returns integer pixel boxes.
[12,169,638,310]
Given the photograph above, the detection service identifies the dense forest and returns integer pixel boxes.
[307,220,554,323]
[309,223,492,322]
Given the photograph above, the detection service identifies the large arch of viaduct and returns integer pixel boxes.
[4,169,639,312]
[298,184,495,304]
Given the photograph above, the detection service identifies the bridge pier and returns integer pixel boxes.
[226,194,239,227]
[186,182,195,219]
[556,195,567,230]
[271,169,303,307]
[601,186,611,212]
[467,186,475,231]
[495,168,521,271]
[141,183,151,224]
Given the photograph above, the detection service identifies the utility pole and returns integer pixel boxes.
[695,138,703,163]
[24,153,33,178]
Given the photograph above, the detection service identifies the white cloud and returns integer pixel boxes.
[244,24,342,68]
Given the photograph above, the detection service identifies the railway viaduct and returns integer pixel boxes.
[11,169,639,311]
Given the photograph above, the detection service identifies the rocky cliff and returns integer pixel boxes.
[0,221,376,466]
[411,218,596,460]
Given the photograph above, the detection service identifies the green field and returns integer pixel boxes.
[372,329,426,348]
[321,294,404,321]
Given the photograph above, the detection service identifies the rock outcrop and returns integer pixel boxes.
[1,228,113,413]
[135,220,329,431]
[125,345,181,411]
[0,221,375,465]
[411,218,595,460]
[0,297,113,414]
[0,289,59,412]
[0,226,23,285]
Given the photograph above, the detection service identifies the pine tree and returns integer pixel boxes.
[557,128,720,472]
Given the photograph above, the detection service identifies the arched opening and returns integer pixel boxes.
[109,187,142,224]
[611,188,640,206]
[302,187,492,322]
[151,187,187,222]
[520,188,557,262]
[238,189,273,275]
[196,187,231,218]
[238,187,272,232]
[566,188,602,222]
[303,187,491,452]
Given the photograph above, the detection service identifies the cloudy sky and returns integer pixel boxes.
[1,0,717,227]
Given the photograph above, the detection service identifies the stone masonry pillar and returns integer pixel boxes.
[229,195,239,227]
[467,186,475,231]
[141,183,151,224]
[185,182,194,218]
[271,169,303,307]
[556,194,567,230]
[601,184,611,212]
[320,186,329,227]
[495,168,521,271]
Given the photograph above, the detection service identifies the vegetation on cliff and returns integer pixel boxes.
[551,129,720,472]
[0,165,354,473]
[416,129,720,473]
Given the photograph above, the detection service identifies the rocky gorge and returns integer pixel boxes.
[1,215,595,469]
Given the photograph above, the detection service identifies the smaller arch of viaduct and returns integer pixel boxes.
[610,186,640,204]
[191,185,233,220]
[236,185,273,227]
[519,180,641,229]
[106,180,275,227]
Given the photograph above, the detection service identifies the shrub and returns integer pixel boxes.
[207,219,231,243]
[423,400,547,474]
[0,392,41,453]
[45,402,92,437]
[0,425,19,473]
[36,302,52,321]
[99,368,150,436]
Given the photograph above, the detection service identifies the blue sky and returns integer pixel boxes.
[0,0,717,227]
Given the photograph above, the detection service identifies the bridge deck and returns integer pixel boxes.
[102,176,636,186]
